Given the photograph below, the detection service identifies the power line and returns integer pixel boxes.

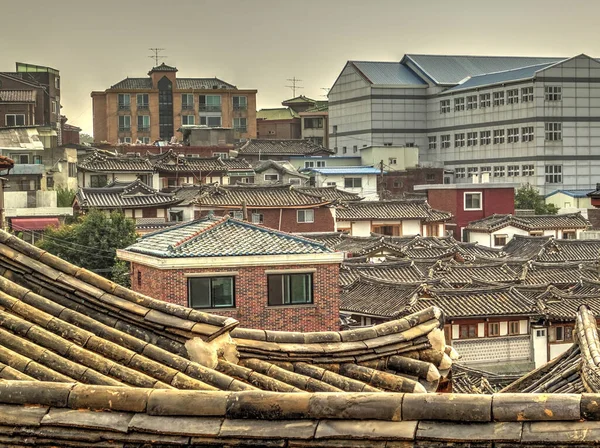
[286,77,303,97]
[149,48,166,66]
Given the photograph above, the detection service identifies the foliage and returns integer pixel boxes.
[111,260,131,288]
[79,133,94,145]
[55,186,77,207]
[514,184,559,215]
[37,209,137,283]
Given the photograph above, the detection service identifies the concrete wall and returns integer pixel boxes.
[546,192,592,209]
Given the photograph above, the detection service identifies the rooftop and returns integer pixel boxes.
[466,213,590,232]
[302,165,383,175]
[349,61,428,86]
[237,139,333,156]
[336,199,452,222]
[74,179,181,210]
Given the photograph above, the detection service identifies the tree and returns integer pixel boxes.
[514,184,559,215]
[55,186,76,207]
[79,133,94,145]
[37,209,137,283]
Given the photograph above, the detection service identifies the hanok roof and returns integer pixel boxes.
[295,231,347,250]
[340,260,427,286]
[122,215,332,258]
[170,185,202,206]
[502,234,552,258]
[254,159,309,179]
[349,61,428,86]
[194,184,334,209]
[0,90,36,102]
[148,149,253,173]
[341,278,422,318]
[256,108,299,120]
[537,239,600,263]
[74,179,181,210]
[237,139,333,156]
[336,199,452,222]
[297,185,362,202]
[466,213,590,232]
[77,151,154,172]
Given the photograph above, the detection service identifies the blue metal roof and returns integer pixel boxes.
[545,189,595,199]
[403,54,565,85]
[303,166,382,175]
[350,61,427,86]
[446,63,557,92]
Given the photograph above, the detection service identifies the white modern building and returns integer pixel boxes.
[329,54,600,194]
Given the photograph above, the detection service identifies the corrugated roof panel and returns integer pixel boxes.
[447,62,557,92]
[351,61,427,86]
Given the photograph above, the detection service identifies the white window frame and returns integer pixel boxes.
[493,166,506,177]
[480,130,491,145]
[522,126,534,142]
[428,136,437,149]
[264,174,279,181]
[141,137,151,144]
[507,128,519,143]
[479,93,491,108]
[507,165,520,177]
[231,211,244,219]
[466,132,478,146]
[545,122,562,141]
[440,135,451,149]
[507,89,519,104]
[545,165,562,184]
[5,114,25,126]
[493,91,505,107]
[118,115,131,131]
[316,161,326,168]
[493,129,505,144]
[251,213,264,224]
[467,167,479,178]
[522,165,534,176]
[297,209,314,223]
[466,95,478,110]
[454,97,465,112]
[454,133,465,148]
[522,87,534,102]
[464,192,483,211]
[545,86,562,101]
[182,115,195,125]
[455,167,466,179]
[326,182,337,186]
[51,100,57,114]
[182,93,194,109]
[440,100,450,114]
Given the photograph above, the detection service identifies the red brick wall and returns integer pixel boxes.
[131,262,340,332]
[381,168,445,198]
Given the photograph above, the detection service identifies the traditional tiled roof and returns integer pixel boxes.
[502,234,552,258]
[297,186,362,202]
[340,260,427,286]
[0,90,36,102]
[194,184,334,209]
[77,151,154,172]
[452,363,521,394]
[336,199,452,222]
[432,263,522,286]
[295,231,347,250]
[237,139,333,156]
[521,262,595,286]
[170,185,202,206]
[74,179,181,210]
[148,63,178,73]
[537,239,600,263]
[149,150,252,173]
[466,213,590,232]
[123,216,332,258]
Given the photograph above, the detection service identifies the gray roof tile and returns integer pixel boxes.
[336,200,452,222]
[237,139,333,156]
[350,61,427,86]
[75,179,180,209]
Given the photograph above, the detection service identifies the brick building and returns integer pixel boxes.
[91,63,257,144]
[380,167,445,198]
[117,215,344,331]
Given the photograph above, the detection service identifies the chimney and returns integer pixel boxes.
[481,172,490,183]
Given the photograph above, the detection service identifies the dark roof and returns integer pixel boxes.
[144,150,253,174]
[170,185,202,206]
[123,215,332,258]
[194,184,334,208]
[109,77,236,90]
[341,278,423,318]
[297,186,362,202]
[148,63,178,73]
[0,90,36,102]
[537,239,600,262]
[237,139,333,156]
[466,213,590,232]
[502,235,553,258]
[336,200,452,222]
[77,151,154,172]
[295,231,347,250]
[340,260,427,286]
[75,179,181,210]
[432,263,522,286]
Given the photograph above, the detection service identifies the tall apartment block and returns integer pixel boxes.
[91,63,257,144]
[329,54,600,194]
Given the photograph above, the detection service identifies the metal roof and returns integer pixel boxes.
[350,61,427,86]
[545,189,595,199]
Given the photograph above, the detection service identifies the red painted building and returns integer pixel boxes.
[414,182,518,241]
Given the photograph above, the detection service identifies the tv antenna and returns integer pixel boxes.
[286,77,303,97]
[149,48,167,66]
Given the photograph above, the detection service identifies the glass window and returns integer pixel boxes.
[251,213,263,224]
[234,117,247,132]
[199,95,221,111]
[264,174,279,181]
[493,91,505,106]
[188,276,235,308]
[454,97,465,112]
[182,115,195,125]
[182,93,194,109]
[440,135,451,149]
[268,273,313,306]
[428,136,437,149]
[493,166,505,177]
[507,165,520,177]
[344,177,362,188]
[493,129,505,144]
[507,89,519,104]
[545,86,562,101]
[455,167,466,179]
[488,322,500,336]
[440,100,450,113]
[522,87,534,102]
[68,162,77,178]
[5,114,26,126]
[507,128,519,143]
[494,235,507,247]
[467,167,478,178]
[304,118,323,129]
[545,122,562,141]
[522,126,534,142]
[233,96,247,110]
[137,115,150,131]
[137,94,149,109]
[297,209,314,223]
[454,133,465,147]
[509,321,520,335]
[118,115,131,131]
[459,324,477,339]
[466,95,478,110]
[90,174,107,187]
[464,192,482,210]
[545,165,562,184]
[466,132,478,146]
[200,116,222,127]
[118,94,130,109]
[479,93,491,108]
[480,130,491,145]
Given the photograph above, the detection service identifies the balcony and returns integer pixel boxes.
[182,104,194,110]
[137,126,150,132]
[233,104,247,111]
[199,105,221,112]
[137,104,149,110]
[118,127,131,132]
[118,104,130,110]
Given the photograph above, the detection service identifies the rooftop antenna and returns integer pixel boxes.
[286,77,303,97]
[149,48,166,66]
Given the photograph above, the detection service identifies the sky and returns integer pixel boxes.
[1,0,599,135]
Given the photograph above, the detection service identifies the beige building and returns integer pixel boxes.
[92,64,257,144]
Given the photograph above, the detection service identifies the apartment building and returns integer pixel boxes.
[91,63,257,144]
[329,54,600,194]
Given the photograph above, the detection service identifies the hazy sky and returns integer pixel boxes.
[1,0,599,135]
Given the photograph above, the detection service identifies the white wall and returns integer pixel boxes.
[314,173,379,200]
[350,221,371,237]
[402,220,421,235]
[549,343,572,360]
[468,226,530,247]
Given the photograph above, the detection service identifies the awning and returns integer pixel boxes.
[11,217,59,231]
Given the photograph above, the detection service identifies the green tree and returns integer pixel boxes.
[37,209,137,283]
[514,184,559,215]
[79,133,94,145]
[55,186,76,207]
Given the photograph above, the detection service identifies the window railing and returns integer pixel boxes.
[233,104,247,111]
[137,104,149,110]
[138,126,150,132]
[199,105,221,112]
[118,104,130,110]
[118,126,131,132]
[234,126,247,133]
[182,104,194,110]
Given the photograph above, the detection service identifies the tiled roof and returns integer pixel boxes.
[75,179,181,210]
[148,63,178,72]
[446,62,556,92]
[336,199,452,222]
[536,239,600,262]
[0,90,36,102]
[303,166,382,175]
[295,231,347,250]
[109,77,236,90]
[148,149,253,173]
[350,61,428,86]
[503,235,552,258]
[341,278,422,318]
[467,213,590,232]
[194,184,334,208]
[237,139,333,155]
[521,262,595,286]
[109,78,152,89]
[124,216,332,258]
[254,159,309,179]
[341,260,427,286]
[432,263,522,286]
[256,108,299,120]
[297,186,361,202]
[77,151,154,172]
[170,185,202,206]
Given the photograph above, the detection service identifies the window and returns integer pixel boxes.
[507,165,520,177]
[479,93,491,108]
[14,154,29,164]
[90,174,107,187]
[200,116,222,127]
[33,155,42,165]
[182,94,194,110]
[522,87,534,102]
[122,137,132,144]
[480,166,491,174]
[118,115,131,131]
[494,235,508,247]
[545,165,562,184]
[426,173,436,182]
[297,209,315,223]
[466,95,478,110]
[55,77,60,89]
[440,134,451,149]
[188,277,235,309]
[536,329,546,337]
[233,117,247,132]
[304,118,323,129]
[466,132,478,146]
[181,115,195,125]
[389,158,397,165]
[118,94,130,109]
[522,126,534,142]
[251,213,264,224]
[5,114,25,126]
[493,129,505,144]
[455,167,466,179]
[562,230,576,240]
[393,180,403,188]
[480,130,491,145]
[464,192,482,210]
[66,162,76,178]
[440,99,450,113]
[52,100,57,115]
[545,86,562,101]
[137,115,150,131]
[233,96,247,110]
[459,324,477,339]
[406,142,415,147]
[522,165,534,176]
[507,128,519,143]
[344,177,362,188]
[353,145,358,153]
[509,321,520,335]
[454,97,465,111]
[467,167,478,178]
[268,273,313,306]
[213,152,229,159]
[199,95,221,112]
[137,94,149,109]
[454,133,465,147]
[342,147,347,154]
[507,89,519,104]
[428,136,437,149]
[141,137,151,144]
[170,211,183,222]
[488,322,500,337]
[549,325,573,343]
[545,122,562,141]
[493,91,505,106]
[326,182,337,186]
[264,174,279,181]
[493,166,505,177]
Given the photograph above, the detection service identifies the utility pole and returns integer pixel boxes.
[379,160,384,201]
[0,177,6,231]
[286,77,303,97]
[149,48,166,66]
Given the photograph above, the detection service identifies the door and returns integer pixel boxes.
[533,327,548,368]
